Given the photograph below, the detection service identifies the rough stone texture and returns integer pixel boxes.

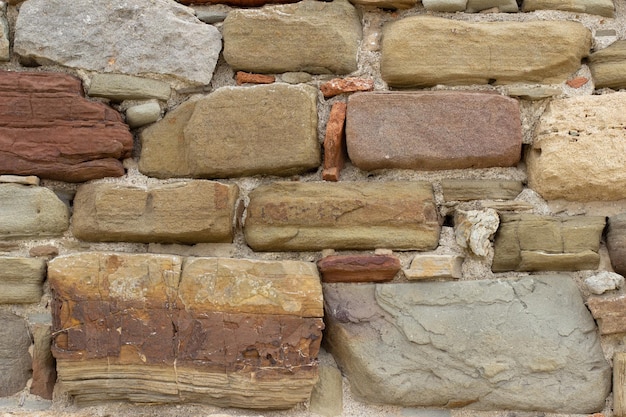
[0,175,39,186]
[381,17,591,87]
[14,0,222,85]
[317,254,400,283]
[309,350,343,417]
[465,0,518,12]
[29,245,59,258]
[522,0,614,17]
[566,76,589,88]
[0,311,32,397]
[0,257,46,304]
[87,74,171,102]
[348,0,416,8]
[585,271,624,295]
[527,93,626,201]
[49,253,324,407]
[320,77,374,98]
[323,102,347,182]
[0,71,133,182]
[607,213,626,276]
[181,0,299,6]
[72,181,239,244]
[454,209,499,257]
[30,323,56,400]
[441,180,523,202]
[323,276,611,413]
[505,85,561,100]
[139,84,320,179]
[245,181,440,251]
[404,254,464,280]
[0,184,69,239]
[223,0,361,75]
[615,353,626,417]
[346,91,522,171]
[125,102,161,128]
[236,71,275,85]
[587,294,626,334]
[0,3,8,62]
[492,214,605,272]
[422,0,467,12]
[589,40,626,89]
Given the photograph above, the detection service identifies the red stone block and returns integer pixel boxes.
[236,71,275,85]
[587,294,626,334]
[566,76,589,88]
[323,102,347,182]
[320,77,374,98]
[317,254,401,283]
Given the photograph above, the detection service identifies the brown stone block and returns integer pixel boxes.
[587,294,626,335]
[346,91,522,171]
[320,77,374,98]
[30,323,56,399]
[317,254,400,283]
[608,213,626,275]
[236,71,276,85]
[323,102,347,182]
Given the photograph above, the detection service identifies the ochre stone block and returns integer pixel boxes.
[236,71,276,85]
[404,254,464,280]
[317,254,401,283]
[323,102,347,182]
[587,294,626,335]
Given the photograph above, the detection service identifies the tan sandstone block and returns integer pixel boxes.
[523,0,614,17]
[589,40,626,89]
[404,254,464,280]
[0,256,46,303]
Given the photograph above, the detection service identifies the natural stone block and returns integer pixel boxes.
[323,102,347,182]
[492,214,604,272]
[236,71,275,85]
[0,175,39,186]
[30,323,56,400]
[181,0,299,6]
[465,0,518,12]
[527,93,626,201]
[88,74,171,102]
[0,257,46,303]
[522,0,614,17]
[324,276,611,412]
[14,0,221,85]
[72,181,239,244]
[309,349,343,417]
[49,252,324,408]
[348,0,416,8]
[125,102,161,128]
[442,180,523,202]
[223,0,361,74]
[589,40,626,89]
[139,84,320,178]
[454,209,499,257]
[587,294,626,334]
[615,353,626,417]
[320,77,374,98]
[566,76,589,88]
[29,245,59,258]
[381,17,591,87]
[0,312,32,397]
[0,71,133,182]
[0,184,69,239]
[244,181,440,251]
[607,213,626,275]
[422,0,467,12]
[317,254,400,283]
[346,91,522,171]
[404,254,463,280]
[505,85,561,101]
[0,4,8,62]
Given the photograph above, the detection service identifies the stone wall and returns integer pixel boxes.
[2,0,626,416]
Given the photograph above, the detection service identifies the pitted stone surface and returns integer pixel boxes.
[0,312,32,397]
[323,276,610,413]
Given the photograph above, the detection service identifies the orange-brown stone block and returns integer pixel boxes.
[236,71,275,85]
[320,77,374,98]
[323,102,347,182]
[317,254,400,283]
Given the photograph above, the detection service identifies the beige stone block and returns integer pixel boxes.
[404,254,463,280]
[442,180,523,202]
[589,40,626,89]
[0,257,46,303]
[518,250,600,272]
[523,0,614,17]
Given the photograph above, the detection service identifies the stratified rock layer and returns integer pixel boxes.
[381,17,590,87]
[48,253,324,408]
[324,276,610,413]
[589,40,626,89]
[523,0,614,17]
[0,71,133,182]
[0,312,32,397]
[0,256,46,303]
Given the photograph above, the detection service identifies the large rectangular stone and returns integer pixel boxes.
[346,91,522,171]
[244,181,440,251]
[0,257,46,303]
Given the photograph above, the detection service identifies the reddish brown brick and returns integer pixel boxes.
[236,71,276,85]
[317,254,400,283]
[566,76,589,88]
[320,77,374,98]
[587,294,626,335]
[323,102,347,182]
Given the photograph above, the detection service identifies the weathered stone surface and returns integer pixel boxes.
[0,175,39,186]
[527,93,626,201]
[317,254,400,283]
[309,349,343,417]
[125,102,161,128]
[320,77,374,98]
[0,184,69,239]
[522,0,614,17]
[245,181,440,251]
[72,181,239,244]
[422,0,466,12]
[194,10,228,23]
[585,271,624,295]
[589,40,626,89]
[14,0,221,85]
[140,84,319,178]
[587,294,626,334]
[346,91,522,171]
[236,71,275,85]
[182,0,298,6]
[505,85,561,100]
[0,312,31,397]
[0,71,133,182]
[49,253,324,407]
[0,257,46,304]
[404,254,463,280]
[223,0,361,75]
[0,3,8,62]
[441,180,523,202]
[88,74,171,102]
[348,0,416,8]
[615,353,626,417]
[29,245,59,258]
[492,214,604,272]
[454,209,499,257]
[30,323,56,400]
[465,0,518,12]
[607,213,626,275]
[381,17,591,87]
[323,102,347,182]
[324,276,611,412]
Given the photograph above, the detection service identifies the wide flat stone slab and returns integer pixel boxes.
[323,276,610,413]
[522,0,614,17]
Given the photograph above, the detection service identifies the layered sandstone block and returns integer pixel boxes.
[346,91,522,171]
[522,0,614,17]
[381,17,590,87]
[317,254,401,283]
[587,294,626,335]
[0,312,32,397]
[441,180,523,202]
[589,40,626,89]
[0,72,133,182]
[139,84,319,178]
[0,257,46,303]
[72,181,239,244]
[527,93,626,201]
[48,253,324,408]
[244,181,440,251]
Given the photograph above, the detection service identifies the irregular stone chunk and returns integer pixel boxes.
[324,276,611,412]
[0,184,69,239]
[348,0,416,8]
[125,102,161,128]
[0,175,39,186]
[245,181,440,251]
[522,0,614,17]
[72,181,239,244]
[566,76,589,88]
[454,209,499,257]
[587,294,626,334]
[585,271,624,295]
[615,353,626,417]
[48,253,323,408]
[88,74,171,102]
[0,3,8,61]
[0,71,133,182]
[466,0,518,12]
[607,213,626,275]
[346,91,522,171]
[223,0,361,75]
[441,180,523,202]
[527,93,626,201]
[381,17,591,87]
[30,323,56,399]
[404,254,464,280]
[14,0,221,85]
[0,257,46,304]
[323,102,347,182]
[505,85,561,101]
[0,312,32,397]
[139,84,319,178]
[492,214,604,272]
[320,77,374,98]
[589,40,626,89]
[236,71,275,85]
[181,0,298,6]
[309,349,343,417]
[317,254,400,283]
[29,245,59,258]
[422,0,467,11]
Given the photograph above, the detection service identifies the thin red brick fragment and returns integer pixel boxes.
[317,254,401,283]
[323,102,347,182]
[236,71,275,85]
[566,76,589,88]
[320,77,374,98]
